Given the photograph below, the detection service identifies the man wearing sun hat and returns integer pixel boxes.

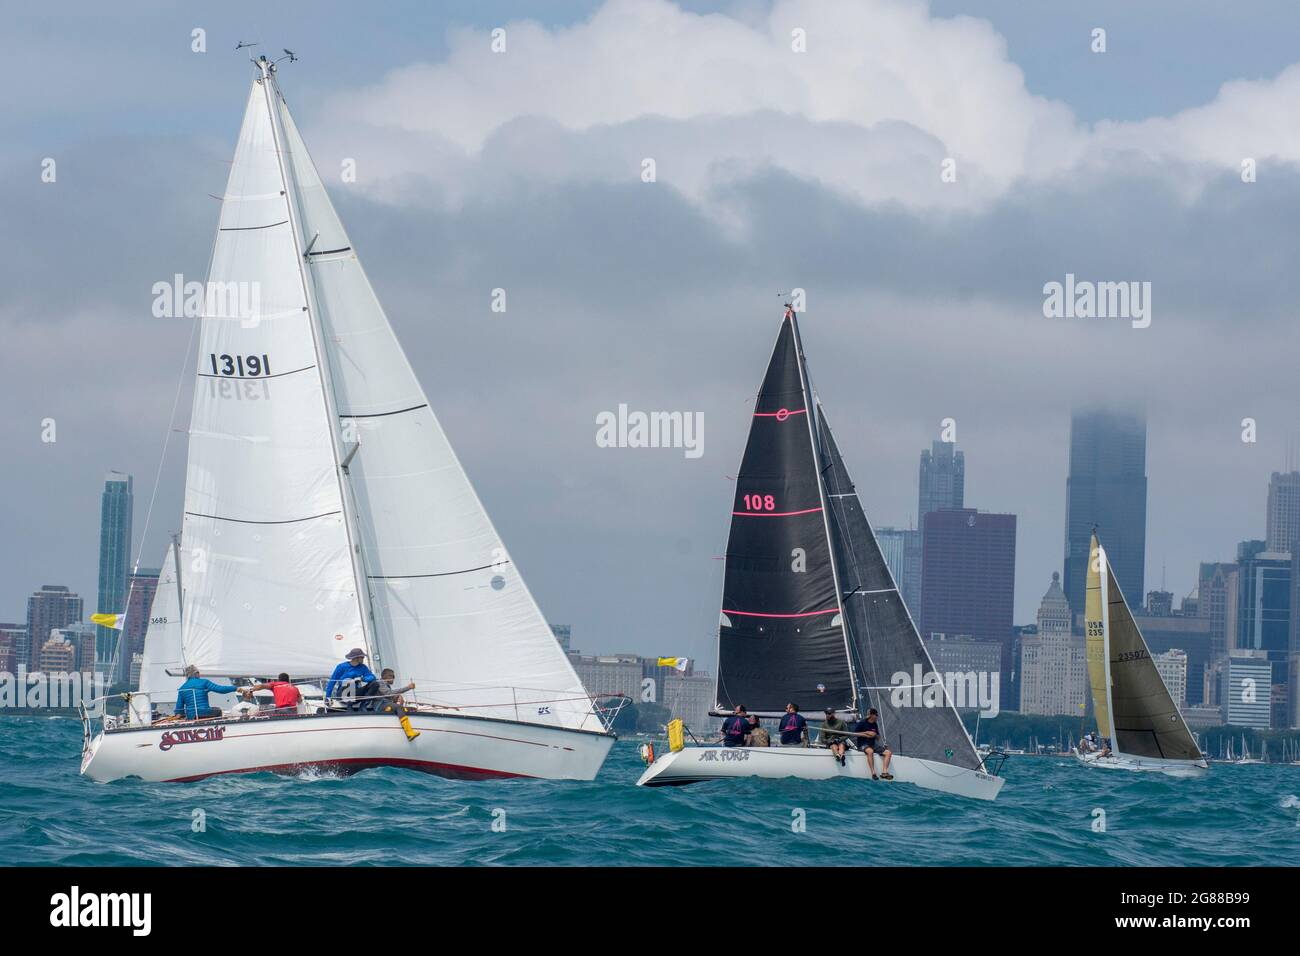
[325,647,380,703]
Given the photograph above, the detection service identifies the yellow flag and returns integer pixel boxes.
[657,657,689,672]
[91,612,126,630]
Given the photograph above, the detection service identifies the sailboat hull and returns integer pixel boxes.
[1072,749,1208,778]
[635,746,1005,801]
[80,710,615,784]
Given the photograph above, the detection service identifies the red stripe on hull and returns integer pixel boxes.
[164,756,532,783]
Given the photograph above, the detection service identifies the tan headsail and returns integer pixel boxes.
[1084,533,1113,738]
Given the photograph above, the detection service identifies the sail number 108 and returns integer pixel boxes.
[209,353,272,377]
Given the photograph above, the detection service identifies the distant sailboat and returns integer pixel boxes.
[80,56,616,783]
[1233,734,1263,765]
[1074,532,1208,776]
[636,304,1004,800]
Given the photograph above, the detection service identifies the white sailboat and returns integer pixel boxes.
[1233,734,1263,765]
[636,305,1005,801]
[80,56,616,783]
[1073,532,1208,777]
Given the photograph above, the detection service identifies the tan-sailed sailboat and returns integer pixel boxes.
[1074,531,1208,776]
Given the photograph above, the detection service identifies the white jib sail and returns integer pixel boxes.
[271,82,600,731]
[131,542,184,724]
[180,74,367,677]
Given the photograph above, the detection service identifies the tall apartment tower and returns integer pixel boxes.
[95,472,134,673]
[24,586,83,670]
[1062,409,1147,619]
[1266,471,1300,554]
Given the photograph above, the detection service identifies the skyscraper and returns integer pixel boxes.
[1266,471,1300,553]
[918,508,1017,707]
[0,624,25,675]
[1234,540,1291,727]
[1018,572,1087,716]
[550,624,571,652]
[24,585,83,670]
[1062,409,1147,619]
[875,526,922,614]
[918,440,964,519]
[119,568,160,684]
[1198,561,1240,661]
[95,472,133,674]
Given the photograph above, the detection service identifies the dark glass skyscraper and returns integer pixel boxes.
[96,472,134,673]
[918,440,964,519]
[918,508,1017,708]
[1062,409,1147,620]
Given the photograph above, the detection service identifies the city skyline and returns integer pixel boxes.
[4,1,1300,672]
[7,424,1298,670]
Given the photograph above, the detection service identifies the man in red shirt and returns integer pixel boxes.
[244,673,303,714]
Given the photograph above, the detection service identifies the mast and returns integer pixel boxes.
[255,57,379,667]
[787,305,858,713]
[1098,542,1119,758]
[170,531,184,637]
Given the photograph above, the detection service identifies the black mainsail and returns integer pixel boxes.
[715,306,981,773]
[715,309,854,715]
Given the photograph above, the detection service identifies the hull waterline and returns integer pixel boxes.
[636,746,1004,801]
[81,711,615,783]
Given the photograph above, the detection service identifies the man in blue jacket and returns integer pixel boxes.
[174,665,238,720]
[325,648,381,705]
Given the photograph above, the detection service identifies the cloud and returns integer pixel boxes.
[314,0,1300,222]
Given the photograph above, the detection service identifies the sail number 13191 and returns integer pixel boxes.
[208,353,272,377]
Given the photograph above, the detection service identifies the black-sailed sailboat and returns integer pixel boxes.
[637,305,1005,800]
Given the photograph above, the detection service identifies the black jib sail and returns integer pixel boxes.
[816,406,982,771]
[715,309,855,715]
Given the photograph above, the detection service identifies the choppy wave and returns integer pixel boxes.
[1,717,1296,866]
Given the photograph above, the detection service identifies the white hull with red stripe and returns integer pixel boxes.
[635,745,1005,801]
[80,710,615,783]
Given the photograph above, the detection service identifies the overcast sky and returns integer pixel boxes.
[3,1,1299,668]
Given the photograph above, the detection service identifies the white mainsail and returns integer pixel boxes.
[179,75,367,677]
[273,82,598,732]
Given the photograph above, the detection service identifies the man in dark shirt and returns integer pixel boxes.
[778,702,808,746]
[818,707,851,766]
[721,705,749,747]
[853,707,894,780]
